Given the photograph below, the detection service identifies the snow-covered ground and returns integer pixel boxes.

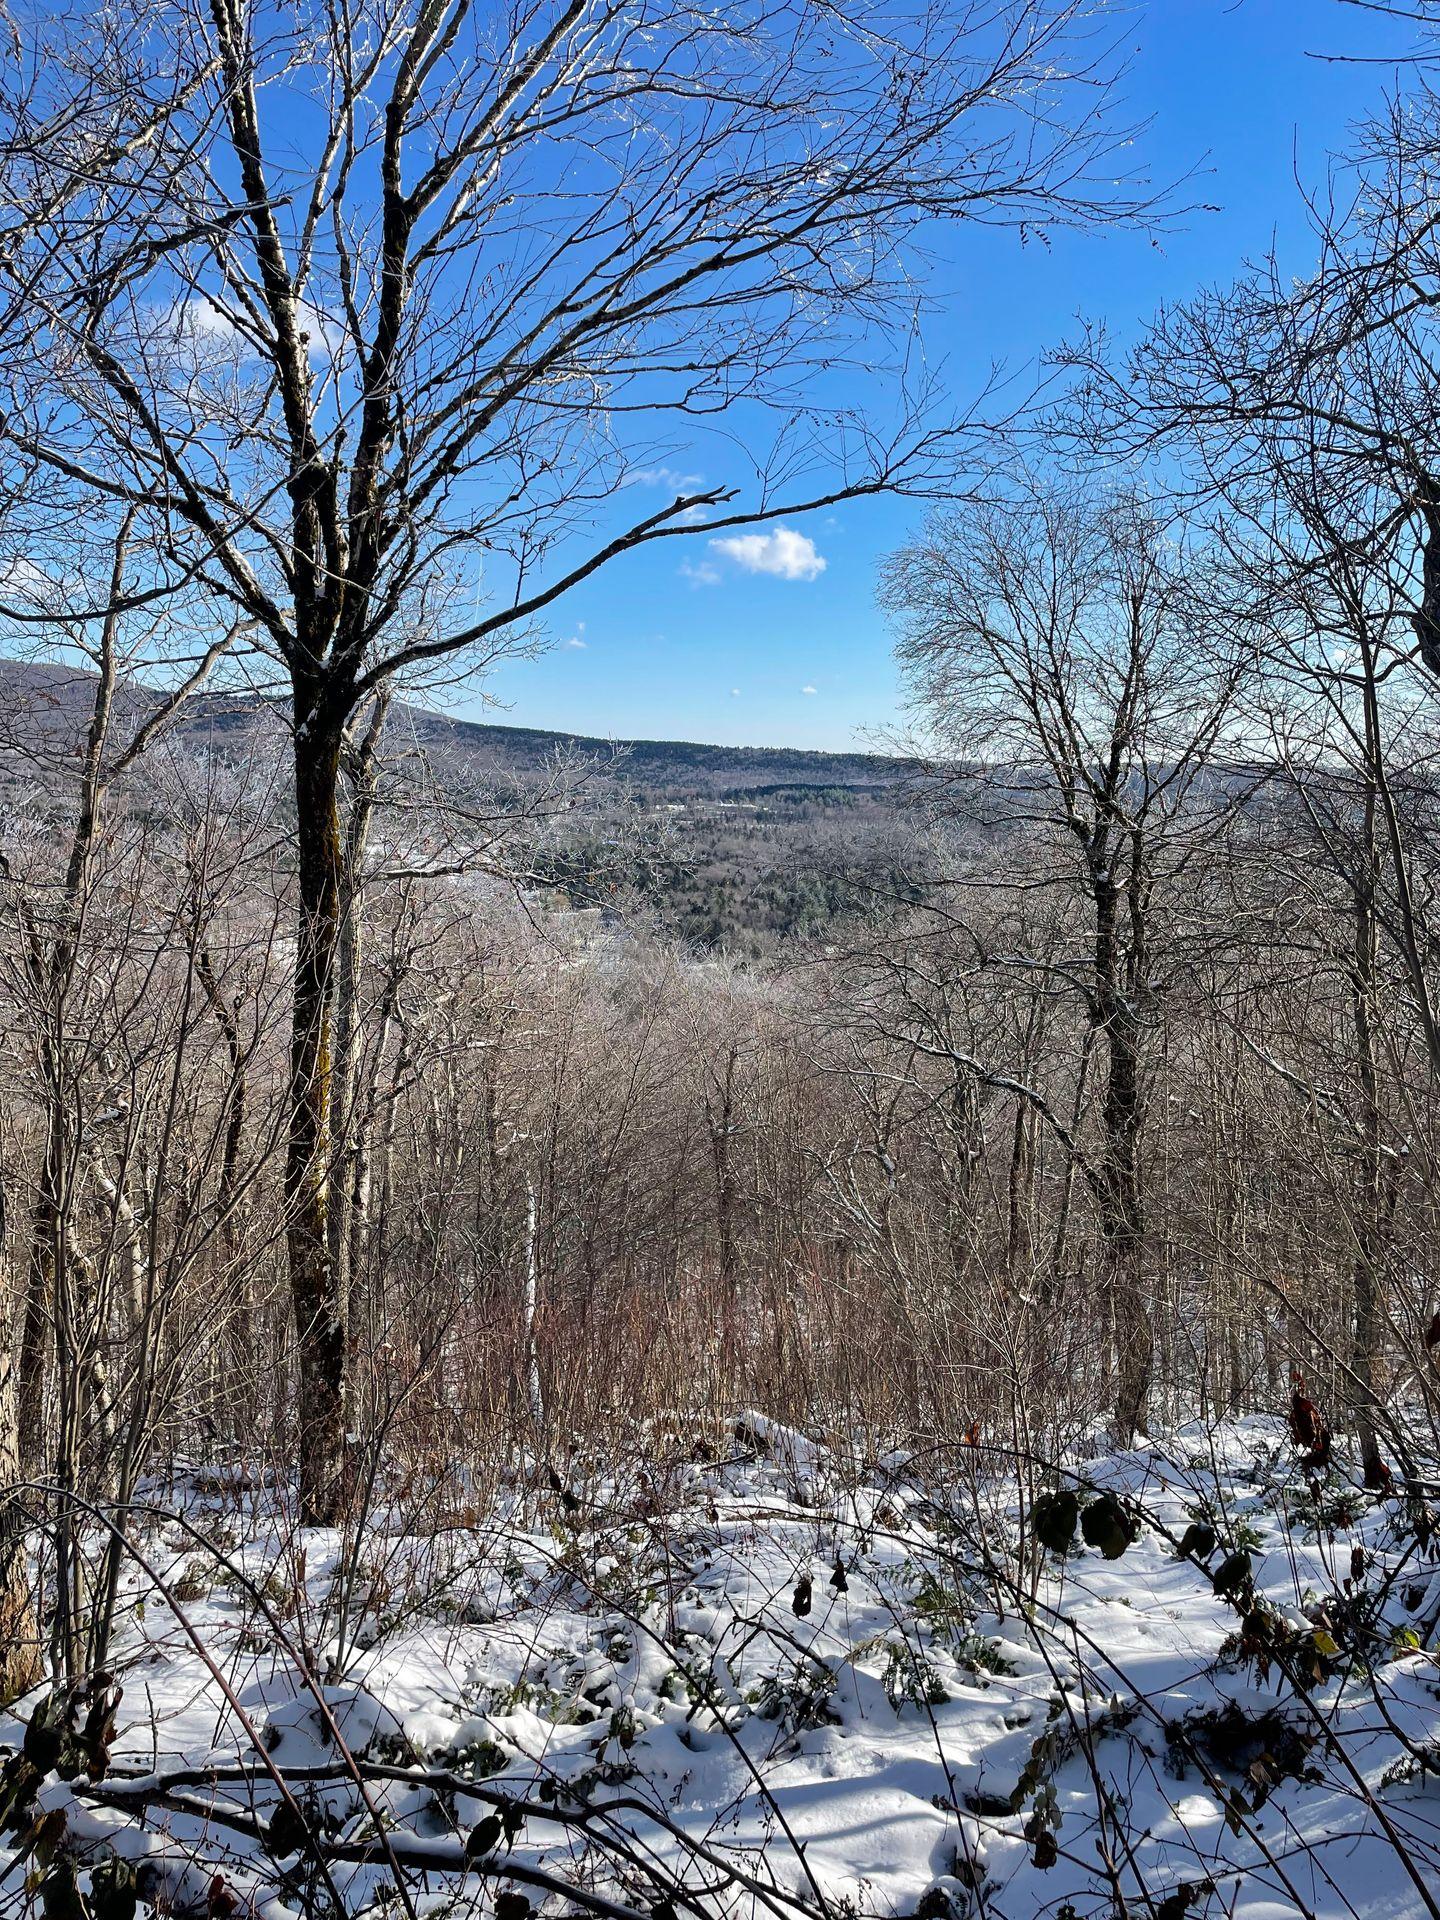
[4,1416,1439,1919]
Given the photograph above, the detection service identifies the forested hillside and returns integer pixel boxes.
[0,661,932,950]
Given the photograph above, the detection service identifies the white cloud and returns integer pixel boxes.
[0,555,56,608]
[152,297,244,377]
[708,526,826,582]
[561,622,587,650]
[801,684,817,695]
[629,466,705,490]
[172,296,238,342]
[680,559,721,587]
[730,688,741,697]
[159,293,343,368]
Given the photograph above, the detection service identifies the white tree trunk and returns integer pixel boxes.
[523,1175,544,1432]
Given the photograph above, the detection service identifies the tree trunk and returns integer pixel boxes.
[709,1043,740,1295]
[944,1061,982,1286]
[195,934,246,1240]
[1109,1215,1151,1445]
[521,1174,544,1430]
[1104,1008,1150,1442]
[17,1106,64,1477]
[1094,863,1152,1444]
[0,1333,40,1701]
[288,715,347,1526]
[328,691,388,1327]
[1348,776,1394,1488]
[345,975,398,1302]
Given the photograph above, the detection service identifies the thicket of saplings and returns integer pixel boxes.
[2,706,1435,1520]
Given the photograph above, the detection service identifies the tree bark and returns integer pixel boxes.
[18,1106,64,1476]
[0,1333,40,1701]
[522,1174,544,1431]
[1348,759,1394,1488]
[328,692,389,1327]
[288,711,347,1526]
[709,1042,740,1295]
[195,934,246,1239]
[1095,861,1152,1444]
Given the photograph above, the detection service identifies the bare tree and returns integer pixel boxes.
[0,0,1148,1519]
[881,475,1243,1440]
[1063,76,1440,1456]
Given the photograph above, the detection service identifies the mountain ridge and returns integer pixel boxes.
[0,656,919,796]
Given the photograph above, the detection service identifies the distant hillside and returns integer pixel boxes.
[0,658,931,950]
[393,710,916,795]
[0,656,919,798]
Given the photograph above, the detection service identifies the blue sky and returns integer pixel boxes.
[474,0,1413,753]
